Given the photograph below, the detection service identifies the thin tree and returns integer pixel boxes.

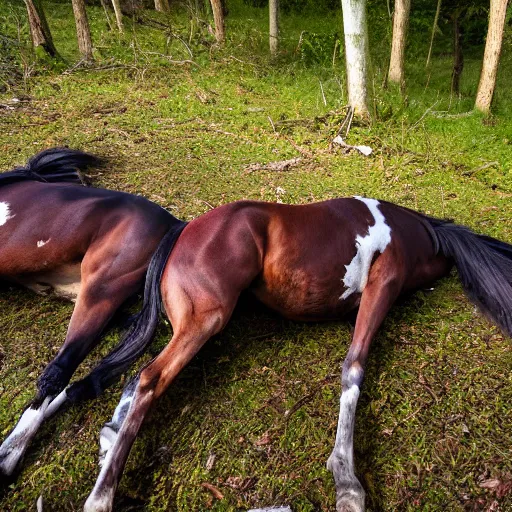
[426,0,442,67]
[71,0,93,61]
[155,0,170,12]
[451,6,465,95]
[111,0,124,32]
[341,0,370,116]
[475,0,509,113]
[388,0,411,88]
[209,0,225,43]
[24,0,59,58]
[269,0,279,56]
[99,0,115,31]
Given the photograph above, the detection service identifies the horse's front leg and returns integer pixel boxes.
[327,257,403,512]
[0,265,143,477]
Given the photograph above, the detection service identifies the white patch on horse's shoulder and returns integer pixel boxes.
[340,197,392,300]
[37,239,50,248]
[0,202,14,226]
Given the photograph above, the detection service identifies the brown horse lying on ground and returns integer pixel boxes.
[75,195,511,512]
[0,148,186,477]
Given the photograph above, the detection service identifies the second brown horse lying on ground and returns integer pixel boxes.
[78,196,512,512]
[0,148,186,476]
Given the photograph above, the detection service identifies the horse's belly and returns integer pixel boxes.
[251,268,360,321]
[15,263,82,302]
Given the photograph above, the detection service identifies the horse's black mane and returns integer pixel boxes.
[0,148,102,187]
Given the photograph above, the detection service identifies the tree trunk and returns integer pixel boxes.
[209,0,225,44]
[154,0,170,12]
[24,0,59,58]
[269,0,279,56]
[99,0,115,31]
[111,0,124,32]
[426,0,442,67]
[388,0,411,88]
[475,0,508,113]
[71,0,93,61]
[451,9,464,96]
[341,0,369,116]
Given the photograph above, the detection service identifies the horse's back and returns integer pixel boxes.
[0,181,174,276]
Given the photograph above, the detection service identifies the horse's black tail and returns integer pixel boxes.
[1,147,102,186]
[66,221,188,403]
[427,219,512,338]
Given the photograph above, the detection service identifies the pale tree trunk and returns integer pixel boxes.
[209,0,225,43]
[341,0,369,116]
[71,0,93,61]
[388,0,411,88]
[111,0,124,32]
[99,0,115,31]
[269,0,279,56]
[24,0,59,57]
[475,0,509,113]
[155,0,170,12]
[426,0,442,67]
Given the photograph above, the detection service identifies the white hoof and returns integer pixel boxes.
[83,489,115,512]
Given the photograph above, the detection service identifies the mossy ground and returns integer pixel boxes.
[0,1,511,511]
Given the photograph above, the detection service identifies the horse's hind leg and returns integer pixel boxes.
[327,257,403,512]
[0,254,145,477]
[83,288,237,512]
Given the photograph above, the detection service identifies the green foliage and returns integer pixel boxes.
[297,31,340,66]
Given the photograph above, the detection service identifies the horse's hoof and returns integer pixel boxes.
[335,482,365,512]
[83,492,114,512]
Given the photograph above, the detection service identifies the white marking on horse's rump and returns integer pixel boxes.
[37,239,50,248]
[0,202,14,226]
[0,398,51,476]
[340,197,392,300]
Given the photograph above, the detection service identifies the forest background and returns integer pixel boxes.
[0,0,511,510]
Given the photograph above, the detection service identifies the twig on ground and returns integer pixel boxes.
[245,157,302,173]
[140,51,199,67]
[197,199,215,210]
[430,111,474,119]
[408,99,440,131]
[283,373,338,420]
[319,80,327,106]
[463,161,499,176]
[268,115,276,133]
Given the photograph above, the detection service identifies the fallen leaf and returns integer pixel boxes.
[201,482,224,500]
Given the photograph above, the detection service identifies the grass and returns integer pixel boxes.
[0,1,511,510]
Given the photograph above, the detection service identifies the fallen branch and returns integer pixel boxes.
[463,161,499,177]
[245,157,302,173]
